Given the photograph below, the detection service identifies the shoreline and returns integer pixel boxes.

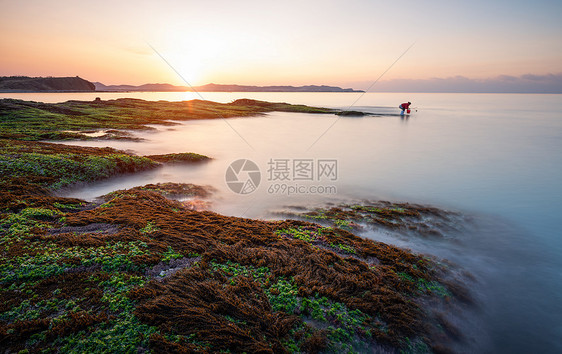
[0,98,473,352]
[0,98,339,141]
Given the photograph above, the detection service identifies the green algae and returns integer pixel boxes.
[275,226,318,243]
[0,140,209,192]
[54,273,158,353]
[0,151,156,189]
[145,152,210,163]
[0,182,465,352]
[139,221,158,235]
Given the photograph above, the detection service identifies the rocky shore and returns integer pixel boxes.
[0,99,472,353]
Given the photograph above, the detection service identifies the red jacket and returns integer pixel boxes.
[400,102,410,109]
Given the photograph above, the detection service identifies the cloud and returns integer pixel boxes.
[365,73,562,93]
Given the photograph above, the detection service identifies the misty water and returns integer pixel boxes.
[6,91,561,352]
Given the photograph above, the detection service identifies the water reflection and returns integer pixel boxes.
[400,114,410,123]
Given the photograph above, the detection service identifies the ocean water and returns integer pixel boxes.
[4,91,562,352]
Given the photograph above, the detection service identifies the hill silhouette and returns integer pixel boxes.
[0,76,95,92]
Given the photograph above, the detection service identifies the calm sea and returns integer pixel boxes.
[3,91,561,352]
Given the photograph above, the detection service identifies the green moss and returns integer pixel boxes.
[139,221,158,235]
[0,207,61,242]
[267,278,300,313]
[275,227,318,243]
[56,315,158,353]
[350,205,383,213]
[0,240,150,284]
[52,202,83,210]
[55,273,157,353]
[303,212,328,220]
[0,148,158,189]
[161,247,183,263]
[208,261,376,350]
[329,242,357,254]
[416,278,451,297]
[146,152,210,163]
[334,219,353,230]
[266,277,376,351]
[210,260,271,284]
[397,272,451,297]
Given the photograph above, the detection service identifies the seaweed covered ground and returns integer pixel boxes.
[1,99,473,353]
[285,202,466,240]
[0,139,209,190]
[0,98,336,141]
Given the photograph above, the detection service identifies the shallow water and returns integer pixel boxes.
[8,91,561,352]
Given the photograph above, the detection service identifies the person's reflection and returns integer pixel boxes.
[400,114,410,123]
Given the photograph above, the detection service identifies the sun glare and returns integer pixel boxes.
[152,29,232,85]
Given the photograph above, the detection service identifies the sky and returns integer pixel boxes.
[1,0,561,92]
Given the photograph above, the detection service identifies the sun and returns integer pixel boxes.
[151,47,205,85]
[150,30,230,85]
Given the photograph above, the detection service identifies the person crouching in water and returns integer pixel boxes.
[399,102,411,115]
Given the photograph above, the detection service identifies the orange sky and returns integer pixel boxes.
[1,0,561,89]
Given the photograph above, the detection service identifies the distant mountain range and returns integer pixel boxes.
[0,76,362,93]
[0,76,95,92]
[93,82,363,93]
[3,75,558,94]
